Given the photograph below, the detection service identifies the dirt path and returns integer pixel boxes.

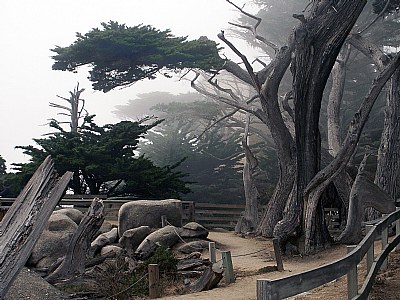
[162,231,400,300]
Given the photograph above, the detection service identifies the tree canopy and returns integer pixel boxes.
[51,21,225,92]
[14,116,190,198]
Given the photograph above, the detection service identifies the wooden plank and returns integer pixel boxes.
[195,216,239,222]
[195,203,245,209]
[196,209,243,215]
[0,157,73,298]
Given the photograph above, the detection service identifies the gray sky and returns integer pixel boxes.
[0,0,258,169]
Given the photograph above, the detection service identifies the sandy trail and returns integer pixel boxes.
[161,231,348,300]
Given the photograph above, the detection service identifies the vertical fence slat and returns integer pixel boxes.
[381,215,389,271]
[396,208,400,251]
[222,251,235,284]
[366,225,375,274]
[209,242,216,263]
[148,264,160,298]
[347,245,358,300]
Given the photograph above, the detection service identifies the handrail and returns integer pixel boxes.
[257,208,400,300]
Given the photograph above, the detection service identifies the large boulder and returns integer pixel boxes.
[27,214,78,268]
[53,208,84,225]
[90,228,119,257]
[119,226,152,256]
[118,199,182,236]
[179,222,209,239]
[135,226,180,259]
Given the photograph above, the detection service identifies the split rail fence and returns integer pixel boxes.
[256,208,400,300]
[0,196,245,229]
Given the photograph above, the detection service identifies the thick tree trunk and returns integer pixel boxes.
[337,155,396,244]
[0,157,73,298]
[292,1,367,253]
[374,69,400,197]
[46,198,105,284]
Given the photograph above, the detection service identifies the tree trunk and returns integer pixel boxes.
[46,198,105,284]
[374,69,400,197]
[0,157,73,298]
[236,114,260,233]
[292,1,367,253]
[337,155,396,244]
[327,44,351,157]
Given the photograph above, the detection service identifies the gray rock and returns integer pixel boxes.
[119,226,152,256]
[53,208,84,225]
[135,225,180,259]
[90,228,119,256]
[100,245,123,256]
[180,222,209,239]
[27,214,78,268]
[118,199,182,236]
[177,240,210,254]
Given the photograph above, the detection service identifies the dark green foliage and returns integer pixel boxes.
[13,116,190,198]
[51,21,225,92]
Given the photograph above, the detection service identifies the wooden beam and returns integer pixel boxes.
[0,156,73,298]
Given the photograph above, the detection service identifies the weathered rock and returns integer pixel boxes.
[98,221,114,234]
[53,208,84,225]
[177,240,210,254]
[119,226,152,256]
[118,199,182,236]
[27,214,78,268]
[135,225,180,259]
[180,222,209,239]
[90,228,119,257]
[100,245,123,256]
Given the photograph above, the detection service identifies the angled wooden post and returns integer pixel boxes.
[0,156,73,298]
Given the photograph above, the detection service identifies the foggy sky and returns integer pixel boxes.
[0,0,258,169]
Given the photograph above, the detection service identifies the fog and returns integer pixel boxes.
[0,0,259,169]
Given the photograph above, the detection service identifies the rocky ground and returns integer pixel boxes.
[5,231,400,300]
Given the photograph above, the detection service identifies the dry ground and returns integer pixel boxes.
[161,231,400,300]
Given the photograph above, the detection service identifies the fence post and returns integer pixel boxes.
[209,242,216,263]
[366,225,375,274]
[396,207,400,251]
[272,238,284,271]
[161,215,167,227]
[148,264,160,298]
[347,245,358,300]
[221,251,235,284]
[381,214,388,271]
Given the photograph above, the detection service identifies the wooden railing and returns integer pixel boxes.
[256,208,400,300]
[0,197,342,232]
[0,197,243,228]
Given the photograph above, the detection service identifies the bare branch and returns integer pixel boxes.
[358,0,391,34]
[218,31,260,91]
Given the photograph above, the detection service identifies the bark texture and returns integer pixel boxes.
[46,198,105,284]
[0,157,73,298]
[337,155,396,244]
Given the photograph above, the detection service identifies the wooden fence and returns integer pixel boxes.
[0,197,341,231]
[256,208,400,300]
[0,197,244,229]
